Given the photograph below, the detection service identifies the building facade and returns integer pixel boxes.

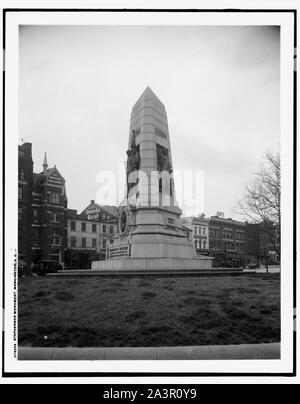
[66,201,118,269]
[18,143,34,268]
[182,212,280,267]
[208,214,246,267]
[18,143,68,270]
[31,154,68,267]
[245,222,280,265]
[182,214,209,255]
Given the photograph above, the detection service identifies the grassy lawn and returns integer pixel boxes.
[18,274,280,347]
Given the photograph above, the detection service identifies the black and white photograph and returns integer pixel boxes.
[1,3,298,385]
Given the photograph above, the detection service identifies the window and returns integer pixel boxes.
[18,207,23,220]
[168,217,175,225]
[71,221,76,231]
[82,222,86,232]
[53,213,60,223]
[18,187,22,200]
[50,191,60,203]
[110,225,114,234]
[51,230,61,246]
[102,239,106,249]
[33,230,39,246]
[92,224,97,233]
[82,237,86,248]
[159,178,162,193]
[102,224,106,233]
[33,208,38,222]
[92,238,97,248]
[20,169,25,180]
[71,237,76,247]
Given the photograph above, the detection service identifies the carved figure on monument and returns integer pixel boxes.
[157,144,172,173]
[126,130,140,195]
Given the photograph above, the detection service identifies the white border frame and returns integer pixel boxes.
[3,8,295,377]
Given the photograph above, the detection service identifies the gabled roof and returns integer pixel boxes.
[40,166,65,182]
[100,205,119,218]
[67,209,78,219]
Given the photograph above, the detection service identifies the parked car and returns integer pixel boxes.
[246,261,260,269]
[33,260,59,276]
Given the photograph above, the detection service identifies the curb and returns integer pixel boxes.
[47,269,257,278]
[18,343,280,360]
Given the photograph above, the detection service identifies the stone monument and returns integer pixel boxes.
[92,87,213,270]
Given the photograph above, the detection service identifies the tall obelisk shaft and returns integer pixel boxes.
[128,87,178,209]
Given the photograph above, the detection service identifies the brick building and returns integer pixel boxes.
[31,153,68,267]
[18,143,68,270]
[182,214,209,255]
[208,213,246,267]
[245,222,280,265]
[66,201,118,269]
[18,143,34,268]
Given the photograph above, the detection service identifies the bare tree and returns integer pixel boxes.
[236,151,280,267]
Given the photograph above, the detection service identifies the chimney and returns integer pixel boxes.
[91,200,95,204]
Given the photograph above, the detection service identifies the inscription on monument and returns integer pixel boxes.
[155,127,168,139]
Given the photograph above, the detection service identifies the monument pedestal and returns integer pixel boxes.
[91,257,213,271]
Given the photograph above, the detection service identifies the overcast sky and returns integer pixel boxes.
[19,25,280,219]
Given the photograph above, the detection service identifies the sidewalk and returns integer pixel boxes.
[244,266,280,274]
[18,343,280,360]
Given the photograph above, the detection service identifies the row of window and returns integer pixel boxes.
[32,209,63,224]
[194,239,208,250]
[33,236,61,247]
[209,229,245,240]
[19,169,25,180]
[210,241,244,252]
[33,229,63,247]
[70,237,107,249]
[194,226,207,236]
[70,221,115,234]
[18,188,62,205]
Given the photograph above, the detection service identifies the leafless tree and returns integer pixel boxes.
[236,151,280,267]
